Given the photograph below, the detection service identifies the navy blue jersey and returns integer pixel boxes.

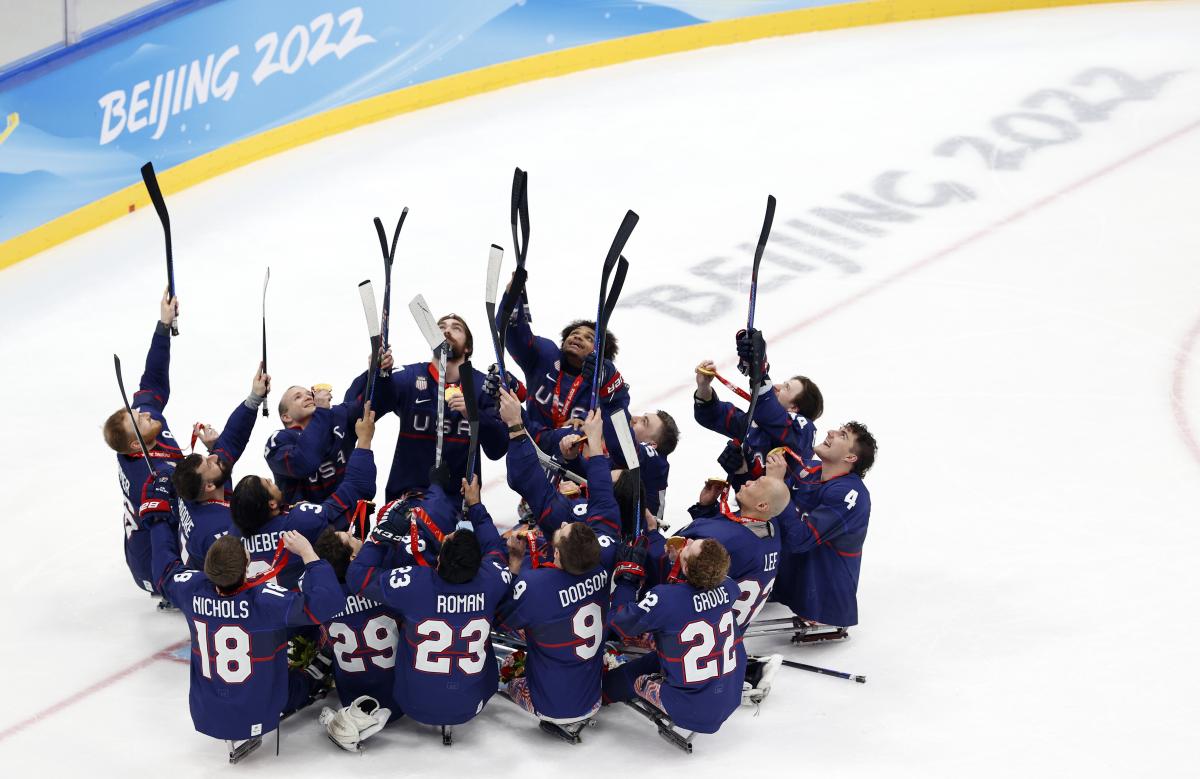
[377,361,507,501]
[505,438,621,539]
[120,323,184,592]
[773,470,870,626]
[675,516,780,631]
[539,419,670,517]
[177,400,260,566]
[694,387,816,488]
[346,504,512,726]
[233,449,376,589]
[497,289,630,443]
[326,583,400,714]
[495,539,618,721]
[264,371,378,505]
[371,483,462,568]
[609,576,745,734]
[149,521,343,741]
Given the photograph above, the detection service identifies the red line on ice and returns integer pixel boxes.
[0,639,188,743]
[10,116,1200,744]
[1171,311,1200,467]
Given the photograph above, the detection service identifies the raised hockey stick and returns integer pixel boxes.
[459,362,480,500]
[261,267,270,416]
[740,195,776,453]
[114,354,158,481]
[409,294,450,469]
[610,407,643,538]
[359,281,382,405]
[140,162,178,336]
[483,243,511,382]
[373,207,407,378]
[497,168,531,350]
[590,211,639,406]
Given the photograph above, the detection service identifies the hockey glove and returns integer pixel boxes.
[139,472,176,527]
[370,513,409,545]
[484,364,527,402]
[613,542,648,586]
[580,352,603,388]
[735,328,769,382]
[428,463,452,492]
[717,440,748,475]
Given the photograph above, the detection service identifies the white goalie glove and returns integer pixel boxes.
[741,654,783,706]
[319,695,392,752]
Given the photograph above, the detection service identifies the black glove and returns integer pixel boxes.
[484,363,503,400]
[370,506,409,545]
[580,352,603,387]
[735,328,769,382]
[717,440,747,475]
[428,463,452,491]
[613,542,647,586]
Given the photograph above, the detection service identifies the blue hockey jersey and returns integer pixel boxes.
[538,417,670,517]
[120,323,184,593]
[772,469,870,626]
[505,437,621,539]
[609,576,745,734]
[264,371,380,505]
[149,521,343,741]
[376,361,508,501]
[325,583,401,714]
[233,449,377,589]
[346,503,512,726]
[694,387,816,487]
[674,514,780,631]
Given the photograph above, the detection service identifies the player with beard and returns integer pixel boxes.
[495,274,630,449]
[375,313,508,501]
[143,364,271,567]
[265,349,395,505]
[102,289,185,597]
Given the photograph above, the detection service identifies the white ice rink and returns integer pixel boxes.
[2,1,1199,775]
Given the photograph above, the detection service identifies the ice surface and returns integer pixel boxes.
[1,2,1199,775]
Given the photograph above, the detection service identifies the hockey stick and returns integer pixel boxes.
[359,281,383,405]
[373,208,407,378]
[409,294,450,469]
[114,354,158,481]
[261,267,270,416]
[590,211,639,406]
[459,362,480,503]
[739,195,776,453]
[610,408,643,538]
[497,168,531,351]
[483,243,511,383]
[140,162,178,336]
[780,659,866,684]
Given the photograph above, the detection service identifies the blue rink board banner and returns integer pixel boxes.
[0,0,844,246]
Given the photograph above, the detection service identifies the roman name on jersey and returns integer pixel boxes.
[193,596,250,619]
[692,587,730,613]
[437,593,485,613]
[558,570,609,608]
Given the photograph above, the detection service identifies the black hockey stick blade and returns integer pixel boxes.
[114,353,157,480]
[261,267,270,416]
[141,162,179,335]
[747,194,776,331]
[602,255,630,327]
[510,168,529,265]
[603,210,639,270]
[459,361,481,484]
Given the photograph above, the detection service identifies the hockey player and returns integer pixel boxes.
[154,364,270,566]
[103,289,184,596]
[677,474,791,632]
[345,476,513,733]
[496,274,630,446]
[147,515,343,759]
[604,538,746,735]
[229,405,378,589]
[377,314,508,501]
[498,387,622,538]
[693,326,823,486]
[313,528,397,751]
[770,423,876,630]
[264,349,393,504]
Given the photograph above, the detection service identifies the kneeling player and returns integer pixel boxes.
[148,518,343,761]
[604,539,745,735]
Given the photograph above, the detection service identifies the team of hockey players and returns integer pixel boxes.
[106,239,878,760]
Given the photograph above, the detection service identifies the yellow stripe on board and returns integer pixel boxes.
[0,0,1135,270]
